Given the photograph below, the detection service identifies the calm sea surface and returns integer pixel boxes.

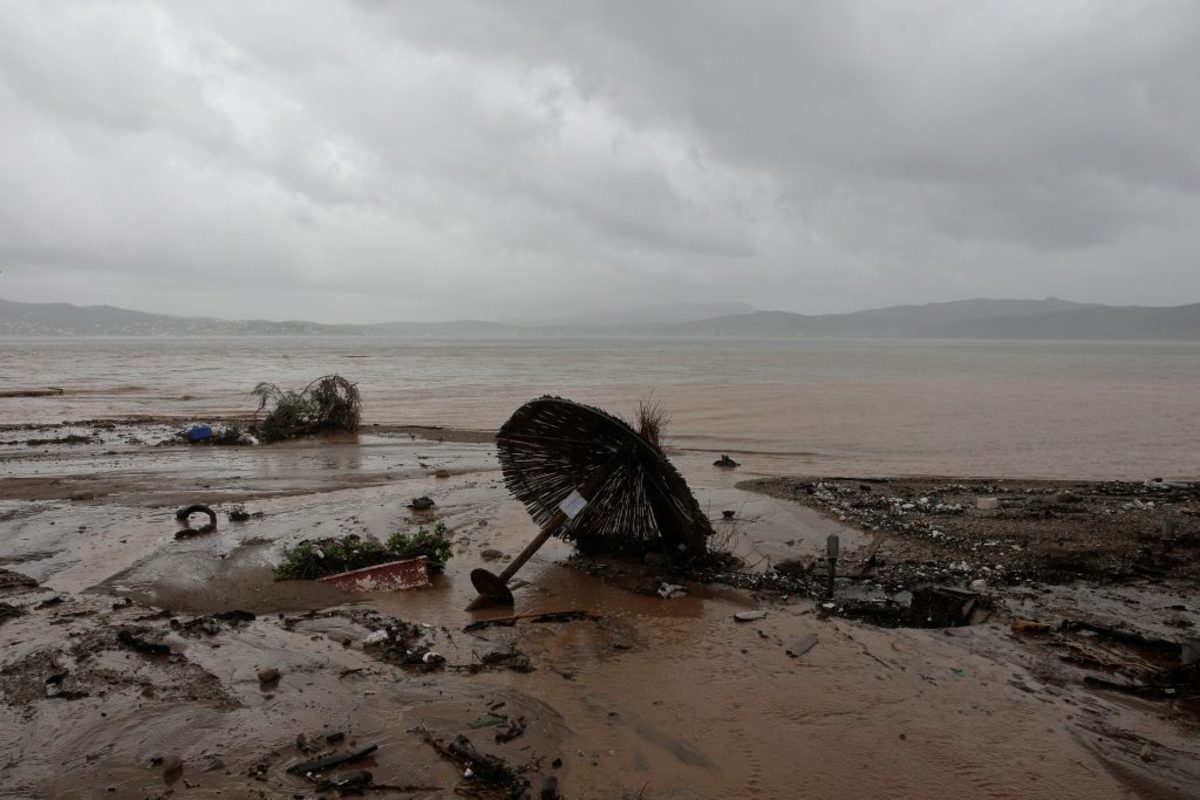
[2,336,1197,480]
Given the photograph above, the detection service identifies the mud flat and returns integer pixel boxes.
[1,422,1198,798]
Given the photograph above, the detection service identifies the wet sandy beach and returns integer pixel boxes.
[1,421,1198,799]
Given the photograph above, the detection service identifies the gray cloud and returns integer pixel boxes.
[1,0,1198,322]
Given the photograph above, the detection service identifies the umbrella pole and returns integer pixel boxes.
[466,459,619,611]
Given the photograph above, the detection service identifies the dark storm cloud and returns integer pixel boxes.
[0,1,1198,321]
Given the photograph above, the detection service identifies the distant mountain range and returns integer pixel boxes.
[505,300,756,327]
[2,296,1198,341]
[0,298,355,336]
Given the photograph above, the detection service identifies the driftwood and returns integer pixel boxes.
[1060,620,1180,654]
[287,744,378,775]
[0,387,63,398]
[856,533,886,575]
[463,609,594,632]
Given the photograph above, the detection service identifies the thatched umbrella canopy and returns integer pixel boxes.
[496,396,712,558]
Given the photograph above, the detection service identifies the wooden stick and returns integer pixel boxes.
[466,460,619,611]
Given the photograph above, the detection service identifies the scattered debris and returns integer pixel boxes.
[418,727,528,798]
[911,586,990,627]
[227,505,263,522]
[493,395,712,567]
[187,425,213,443]
[287,744,378,776]
[315,769,373,792]
[743,476,1200,589]
[1145,478,1192,491]
[1059,619,1181,655]
[274,523,452,581]
[0,569,38,591]
[829,586,992,629]
[0,386,64,398]
[473,648,534,674]
[174,504,217,538]
[786,633,819,658]
[23,434,96,446]
[116,628,170,656]
[495,716,527,744]
[317,556,432,592]
[657,583,687,600]
[170,610,256,637]
[464,610,595,632]
[251,374,362,442]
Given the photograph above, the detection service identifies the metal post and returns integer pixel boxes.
[826,534,839,597]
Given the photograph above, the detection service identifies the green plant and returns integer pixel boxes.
[386,521,452,573]
[251,374,362,442]
[274,522,454,581]
[272,535,391,580]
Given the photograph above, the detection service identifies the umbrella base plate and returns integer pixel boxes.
[470,568,515,607]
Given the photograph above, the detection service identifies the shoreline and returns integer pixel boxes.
[1,422,1198,797]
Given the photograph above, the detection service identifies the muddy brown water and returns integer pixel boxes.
[4,335,1200,480]
[1,432,1197,798]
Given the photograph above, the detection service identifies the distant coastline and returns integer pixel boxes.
[2,295,1198,341]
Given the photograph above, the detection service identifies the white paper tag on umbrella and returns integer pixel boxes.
[559,490,588,520]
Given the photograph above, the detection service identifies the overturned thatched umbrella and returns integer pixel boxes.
[467,396,712,609]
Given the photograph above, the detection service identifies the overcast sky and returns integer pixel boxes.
[1,1,1198,323]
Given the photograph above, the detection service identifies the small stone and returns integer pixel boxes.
[257,667,281,685]
[434,469,450,479]
[480,549,506,562]
[161,755,183,777]
[734,610,767,622]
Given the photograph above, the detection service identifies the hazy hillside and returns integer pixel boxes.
[508,300,756,327]
[366,319,516,338]
[671,297,1091,337]
[2,296,1198,340]
[0,298,353,336]
[923,303,1200,340]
